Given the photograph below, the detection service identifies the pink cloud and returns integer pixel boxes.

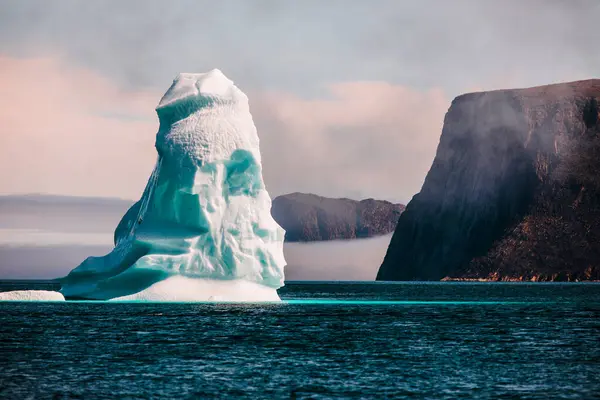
[0,56,159,199]
[0,56,450,203]
[250,82,448,201]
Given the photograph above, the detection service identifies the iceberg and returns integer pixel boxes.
[60,69,286,301]
[0,290,65,301]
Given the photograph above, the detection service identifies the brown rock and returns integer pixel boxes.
[271,193,404,242]
[378,79,600,281]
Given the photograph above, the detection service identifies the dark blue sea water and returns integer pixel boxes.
[1,281,599,399]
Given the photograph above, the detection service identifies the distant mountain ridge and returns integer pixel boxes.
[271,192,404,242]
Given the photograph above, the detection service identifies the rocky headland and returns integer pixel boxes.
[271,193,404,242]
[378,79,600,282]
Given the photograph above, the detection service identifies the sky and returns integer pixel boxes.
[0,1,598,279]
[1,0,598,204]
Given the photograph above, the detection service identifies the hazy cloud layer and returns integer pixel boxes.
[0,1,597,96]
[253,84,447,201]
[0,57,158,199]
[0,56,447,202]
[1,1,598,203]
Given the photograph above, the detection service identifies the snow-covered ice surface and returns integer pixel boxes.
[60,69,286,301]
[0,290,65,301]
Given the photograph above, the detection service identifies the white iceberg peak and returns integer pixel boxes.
[157,69,239,111]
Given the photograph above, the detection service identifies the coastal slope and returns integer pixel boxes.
[377,79,600,281]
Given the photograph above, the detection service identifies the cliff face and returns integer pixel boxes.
[377,79,600,281]
[271,193,404,242]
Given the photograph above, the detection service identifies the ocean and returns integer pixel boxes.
[1,281,599,399]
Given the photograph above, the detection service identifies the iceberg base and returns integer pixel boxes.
[109,276,282,302]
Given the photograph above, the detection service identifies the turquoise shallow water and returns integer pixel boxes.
[1,281,599,399]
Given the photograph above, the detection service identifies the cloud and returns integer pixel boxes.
[1,1,596,100]
[0,56,448,203]
[0,56,159,199]
[251,82,448,202]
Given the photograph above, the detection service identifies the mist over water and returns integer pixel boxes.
[284,234,391,281]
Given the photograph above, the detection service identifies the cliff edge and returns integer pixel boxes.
[377,79,600,281]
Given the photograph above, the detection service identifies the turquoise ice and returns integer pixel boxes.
[60,70,286,301]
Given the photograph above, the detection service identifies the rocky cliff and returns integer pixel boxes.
[377,79,600,281]
[271,193,404,242]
